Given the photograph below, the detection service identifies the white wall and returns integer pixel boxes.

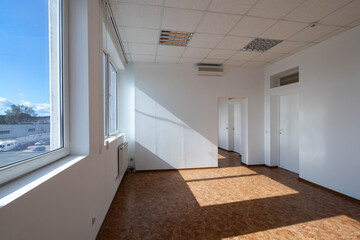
[119,63,135,167]
[0,0,134,239]
[135,64,264,170]
[264,26,360,200]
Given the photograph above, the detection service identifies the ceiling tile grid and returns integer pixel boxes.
[224,60,247,66]
[252,52,286,62]
[196,12,242,34]
[216,36,254,50]
[182,47,212,58]
[207,49,237,59]
[247,0,305,19]
[187,33,224,48]
[288,25,339,42]
[110,0,360,67]
[164,0,211,10]
[162,8,204,32]
[283,0,352,23]
[202,58,226,64]
[207,0,258,15]
[266,40,308,53]
[229,16,277,37]
[179,57,204,63]
[156,56,180,63]
[157,45,186,57]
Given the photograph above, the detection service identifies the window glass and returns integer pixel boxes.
[0,0,63,168]
[103,52,108,137]
[108,62,118,135]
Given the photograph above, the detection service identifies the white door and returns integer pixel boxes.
[233,103,241,154]
[218,98,229,150]
[228,104,234,151]
[279,94,299,173]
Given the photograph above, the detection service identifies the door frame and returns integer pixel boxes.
[228,103,234,151]
[279,93,299,173]
[270,92,299,168]
[217,97,248,162]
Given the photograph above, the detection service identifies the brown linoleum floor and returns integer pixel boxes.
[218,148,242,168]
[98,152,360,240]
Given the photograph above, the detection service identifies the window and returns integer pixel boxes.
[0,0,68,184]
[103,52,119,138]
[109,62,118,134]
[280,72,299,86]
[270,67,299,89]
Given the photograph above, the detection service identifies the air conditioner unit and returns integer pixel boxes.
[197,64,223,76]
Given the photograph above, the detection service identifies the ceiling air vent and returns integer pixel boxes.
[159,30,192,47]
[197,64,223,76]
[242,38,282,52]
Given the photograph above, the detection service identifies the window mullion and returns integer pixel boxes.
[106,53,110,137]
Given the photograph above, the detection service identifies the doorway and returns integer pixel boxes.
[218,97,248,167]
[279,93,299,173]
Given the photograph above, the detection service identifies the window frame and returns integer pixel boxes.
[103,52,119,139]
[0,0,70,185]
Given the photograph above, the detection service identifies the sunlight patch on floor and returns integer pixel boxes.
[218,154,227,159]
[179,166,257,181]
[222,215,360,240]
[184,173,298,206]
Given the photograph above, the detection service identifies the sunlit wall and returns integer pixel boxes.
[135,63,264,170]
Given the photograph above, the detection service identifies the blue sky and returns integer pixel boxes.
[0,0,50,116]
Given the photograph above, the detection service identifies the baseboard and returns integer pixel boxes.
[218,147,241,155]
[241,162,278,168]
[218,147,231,152]
[298,177,360,204]
[136,167,219,172]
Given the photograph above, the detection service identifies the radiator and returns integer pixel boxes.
[118,142,128,178]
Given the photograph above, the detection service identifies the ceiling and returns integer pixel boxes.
[110,0,360,67]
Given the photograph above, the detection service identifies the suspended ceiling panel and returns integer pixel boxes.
[110,0,360,67]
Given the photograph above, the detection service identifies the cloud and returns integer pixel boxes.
[0,98,50,116]
[20,100,50,116]
[33,103,51,116]
[19,100,32,107]
[0,97,14,114]
[18,93,24,96]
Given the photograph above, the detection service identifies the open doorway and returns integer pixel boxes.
[218,97,248,168]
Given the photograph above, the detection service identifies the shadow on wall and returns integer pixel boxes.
[135,88,217,170]
[135,142,175,170]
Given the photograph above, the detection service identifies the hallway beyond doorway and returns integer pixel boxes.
[218,148,242,168]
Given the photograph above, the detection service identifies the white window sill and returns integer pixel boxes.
[0,155,86,208]
[104,132,125,146]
